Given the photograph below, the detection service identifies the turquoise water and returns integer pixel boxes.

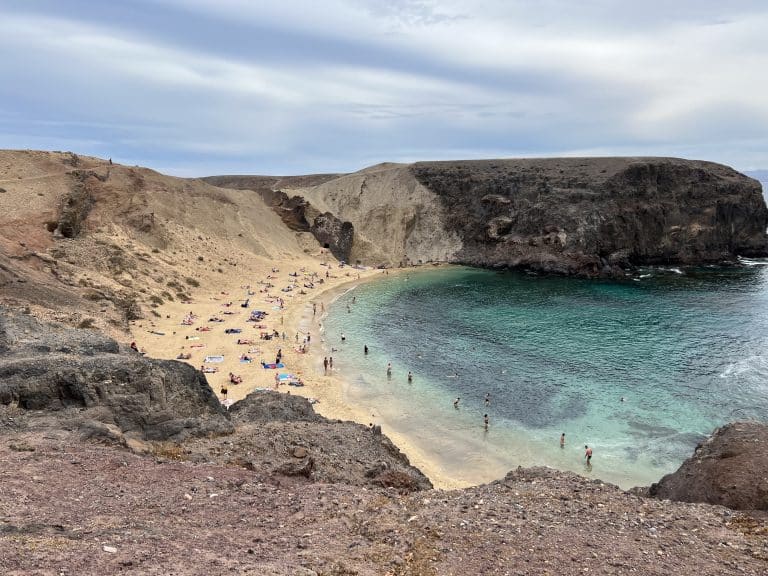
[321,263,768,488]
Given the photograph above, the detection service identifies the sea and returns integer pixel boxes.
[321,262,768,489]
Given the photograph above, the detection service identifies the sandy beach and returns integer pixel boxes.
[129,253,469,490]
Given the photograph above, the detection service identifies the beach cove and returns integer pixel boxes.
[320,263,768,489]
[132,258,768,490]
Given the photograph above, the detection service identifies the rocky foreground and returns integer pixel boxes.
[1,307,768,575]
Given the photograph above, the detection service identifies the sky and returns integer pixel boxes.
[0,0,766,176]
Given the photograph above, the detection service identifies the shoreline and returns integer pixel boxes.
[130,258,471,490]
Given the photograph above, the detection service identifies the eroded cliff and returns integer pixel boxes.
[215,157,768,275]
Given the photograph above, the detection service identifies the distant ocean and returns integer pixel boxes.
[322,264,768,488]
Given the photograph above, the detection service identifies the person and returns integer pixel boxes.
[220,385,228,399]
[364,345,369,355]
[560,433,566,448]
[329,356,334,370]
[407,371,413,382]
[313,302,317,316]
[484,393,490,406]
[484,414,489,430]
[323,356,329,373]
[307,333,311,344]
[386,362,392,378]
[130,341,139,353]
[453,397,460,409]
[584,445,592,464]
[341,333,346,342]
[352,296,356,304]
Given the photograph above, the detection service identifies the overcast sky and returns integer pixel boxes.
[0,0,766,176]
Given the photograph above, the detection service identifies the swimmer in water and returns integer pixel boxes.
[407,371,413,382]
[386,362,392,378]
[484,393,490,406]
[484,414,489,430]
[560,433,565,448]
[453,397,460,409]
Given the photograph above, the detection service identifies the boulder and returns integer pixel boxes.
[648,421,768,510]
[0,307,233,441]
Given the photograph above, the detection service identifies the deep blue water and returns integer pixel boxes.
[322,263,768,487]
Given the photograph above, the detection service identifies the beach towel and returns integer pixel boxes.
[204,355,225,363]
[240,358,253,363]
[149,330,165,335]
[261,362,285,369]
[224,328,242,334]
[276,373,295,381]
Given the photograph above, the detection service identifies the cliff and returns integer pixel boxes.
[211,157,768,275]
[649,421,768,511]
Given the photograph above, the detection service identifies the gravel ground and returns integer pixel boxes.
[1,426,766,576]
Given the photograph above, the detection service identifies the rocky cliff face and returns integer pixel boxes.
[213,157,768,275]
[413,158,768,275]
[0,306,234,441]
[648,421,768,511]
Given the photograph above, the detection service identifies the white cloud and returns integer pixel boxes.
[0,2,766,174]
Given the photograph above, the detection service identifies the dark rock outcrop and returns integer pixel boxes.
[54,170,96,239]
[0,307,233,441]
[412,157,768,275]
[310,212,354,262]
[227,390,433,491]
[229,389,323,423]
[648,421,768,510]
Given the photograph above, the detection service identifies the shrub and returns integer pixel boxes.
[185,277,200,287]
[77,318,96,329]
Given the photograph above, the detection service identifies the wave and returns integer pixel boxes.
[738,256,768,267]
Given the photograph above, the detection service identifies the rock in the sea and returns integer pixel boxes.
[0,307,233,441]
[649,421,768,510]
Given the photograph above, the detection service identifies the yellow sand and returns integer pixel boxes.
[130,255,469,490]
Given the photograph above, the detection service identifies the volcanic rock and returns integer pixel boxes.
[649,421,768,510]
[0,306,233,441]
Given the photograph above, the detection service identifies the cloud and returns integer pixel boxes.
[0,1,765,175]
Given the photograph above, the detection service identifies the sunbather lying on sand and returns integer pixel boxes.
[236,338,255,345]
[229,372,243,384]
[201,366,218,373]
[176,353,192,359]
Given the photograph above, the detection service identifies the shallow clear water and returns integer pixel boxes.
[321,263,768,488]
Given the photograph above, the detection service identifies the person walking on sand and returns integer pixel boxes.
[313,302,317,316]
[323,356,328,373]
[560,433,566,448]
[329,356,334,370]
[584,445,592,464]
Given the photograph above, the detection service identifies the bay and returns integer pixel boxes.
[322,263,768,488]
